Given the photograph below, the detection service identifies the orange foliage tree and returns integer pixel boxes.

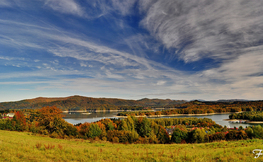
[12,111,27,131]
[37,106,64,133]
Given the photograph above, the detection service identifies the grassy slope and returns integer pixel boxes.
[0,130,262,161]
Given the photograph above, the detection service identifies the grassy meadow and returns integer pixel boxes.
[0,130,262,161]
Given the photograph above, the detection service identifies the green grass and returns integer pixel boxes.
[0,130,262,161]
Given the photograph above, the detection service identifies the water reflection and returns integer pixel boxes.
[63,112,262,128]
[63,112,119,125]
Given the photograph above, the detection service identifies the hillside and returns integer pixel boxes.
[0,95,186,111]
[0,130,260,161]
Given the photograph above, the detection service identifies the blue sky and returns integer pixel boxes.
[1,0,263,102]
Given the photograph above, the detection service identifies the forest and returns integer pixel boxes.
[117,101,263,116]
[1,106,263,144]
[1,96,263,114]
[0,96,185,111]
[229,111,263,121]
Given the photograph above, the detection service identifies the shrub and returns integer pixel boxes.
[112,137,119,143]
[107,130,133,143]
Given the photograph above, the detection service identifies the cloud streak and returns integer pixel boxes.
[44,0,84,16]
[140,0,263,62]
[0,0,263,101]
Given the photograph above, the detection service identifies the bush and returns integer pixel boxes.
[112,137,119,143]
[107,130,134,143]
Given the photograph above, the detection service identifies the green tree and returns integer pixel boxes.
[136,117,151,137]
[192,128,206,143]
[245,127,254,139]
[171,128,188,143]
[87,123,102,138]
[118,120,128,131]
[149,130,159,144]
[252,125,263,139]
[125,116,135,131]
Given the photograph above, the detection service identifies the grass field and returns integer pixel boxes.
[0,130,262,161]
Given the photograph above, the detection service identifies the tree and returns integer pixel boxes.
[245,127,254,139]
[252,125,263,139]
[157,126,170,144]
[191,128,206,143]
[118,120,128,131]
[87,123,102,138]
[12,111,26,131]
[37,106,63,130]
[171,128,188,143]
[125,116,135,131]
[136,117,151,137]
[149,130,159,144]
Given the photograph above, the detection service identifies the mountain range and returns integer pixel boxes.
[0,95,186,111]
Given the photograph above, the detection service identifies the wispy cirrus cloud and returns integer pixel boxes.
[44,0,84,16]
[139,0,263,62]
[111,0,137,16]
[0,0,12,7]
[1,0,263,102]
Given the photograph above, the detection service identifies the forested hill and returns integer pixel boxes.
[0,95,186,111]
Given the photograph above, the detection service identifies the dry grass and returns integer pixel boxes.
[0,130,262,161]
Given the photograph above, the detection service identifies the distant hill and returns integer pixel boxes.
[216,99,251,102]
[0,95,186,111]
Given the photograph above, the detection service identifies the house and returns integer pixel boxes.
[165,128,174,135]
[5,113,15,118]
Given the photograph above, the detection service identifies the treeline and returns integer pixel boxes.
[0,106,219,144]
[1,96,263,112]
[0,96,185,111]
[164,100,263,109]
[117,106,238,116]
[171,125,263,143]
[229,111,263,121]
[1,106,263,144]
[117,103,263,116]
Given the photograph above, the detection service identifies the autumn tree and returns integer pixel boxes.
[12,111,27,131]
[157,126,170,144]
[37,106,65,134]
[136,117,152,137]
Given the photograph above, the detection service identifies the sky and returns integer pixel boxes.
[1,0,263,102]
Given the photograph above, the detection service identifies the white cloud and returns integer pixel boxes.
[44,0,84,16]
[156,80,166,85]
[140,0,263,62]
[0,0,12,7]
[1,1,263,101]
[111,0,137,16]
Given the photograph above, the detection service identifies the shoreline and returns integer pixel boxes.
[246,121,263,124]
[116,112,233,118]
[223,119,263,124]
[62,109,151,113]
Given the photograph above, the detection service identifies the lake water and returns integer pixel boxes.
[63,112,260,128]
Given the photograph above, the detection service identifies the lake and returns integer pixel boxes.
[63,112,259,128]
